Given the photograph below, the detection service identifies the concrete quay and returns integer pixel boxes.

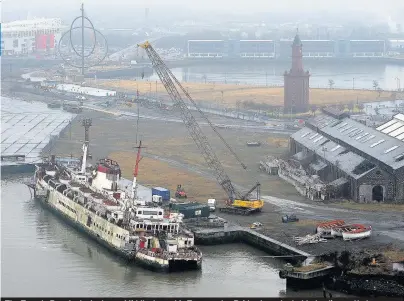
[191,224,312,264]
[190,224,341,287]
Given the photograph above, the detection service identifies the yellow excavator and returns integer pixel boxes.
[138,41,263,215]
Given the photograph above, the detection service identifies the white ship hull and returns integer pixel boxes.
[342,229,372,241]
[36,178,136,259]
[135,251,169,272]
[135,250,202,272]
[31,149,203,273]
[34,177,202,272]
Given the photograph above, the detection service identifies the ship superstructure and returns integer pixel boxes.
[30,122,202,272]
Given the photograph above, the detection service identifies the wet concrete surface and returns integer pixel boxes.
[216,201,404,256]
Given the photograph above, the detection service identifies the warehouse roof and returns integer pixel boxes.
[291,128,373,179]
[376,113,404,141]
[304,114,404,171]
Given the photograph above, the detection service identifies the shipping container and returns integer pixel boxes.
[169,202,196,211]
[174,204,210,219]
[152,187,170,202]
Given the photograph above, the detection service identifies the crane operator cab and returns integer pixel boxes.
[222,183,264,215]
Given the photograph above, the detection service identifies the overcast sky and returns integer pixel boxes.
[2,0,404,21]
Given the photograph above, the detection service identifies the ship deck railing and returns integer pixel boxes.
[43,171,186,232]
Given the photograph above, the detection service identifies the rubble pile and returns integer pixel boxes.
[293,233,327,245]
[334,250,402,276]
[319,249,404,297]
[333,275,404,297]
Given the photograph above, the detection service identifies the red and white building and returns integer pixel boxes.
[1,18,64,56]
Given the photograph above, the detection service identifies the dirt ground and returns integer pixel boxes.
[96,79,394,108]
[52,107,298,200]
[108,152,227,202]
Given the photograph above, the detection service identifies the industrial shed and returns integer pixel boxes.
[289,111,404,203]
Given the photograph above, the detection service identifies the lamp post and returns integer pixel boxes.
[395,77,401,91]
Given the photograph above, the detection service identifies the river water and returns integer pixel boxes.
[150,63,404,91]
[1,175,346,298]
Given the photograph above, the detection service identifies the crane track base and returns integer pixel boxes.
[219,207,260,215]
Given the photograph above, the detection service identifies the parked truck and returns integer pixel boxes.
[152,195,162,204]
[207,199,217,212]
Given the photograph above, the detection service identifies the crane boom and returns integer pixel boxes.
[138,41,240,200]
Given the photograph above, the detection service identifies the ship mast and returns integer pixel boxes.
[81,118,92,174]
[131,140,144,202]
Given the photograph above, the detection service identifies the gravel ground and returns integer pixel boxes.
[216,203,404,256]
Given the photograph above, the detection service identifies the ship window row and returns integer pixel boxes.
[92,222,125,239]
[58,200,76,214]
[134,223,177,232]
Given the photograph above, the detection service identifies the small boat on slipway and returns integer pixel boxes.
[318,220,372,240]
[331,224,358,237]
[316,220,345,238]
[342,224,372,241]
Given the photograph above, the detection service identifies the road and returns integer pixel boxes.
[260,195,404,244]
[3,78,297,134]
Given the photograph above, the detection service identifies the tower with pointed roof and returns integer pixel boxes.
[283,30,310,113]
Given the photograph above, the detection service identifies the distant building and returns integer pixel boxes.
[347,40,385,58]
[289,111,404,203]
[1,18,63,56]
[238,40,275,58]
[185,38,387,59]
[283,33,310,113]
[278,39,335,58]
[388,39,404,54]
[187,40,224,58]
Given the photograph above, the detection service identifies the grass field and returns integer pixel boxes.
[97,80,394,108]
[109,151,227,202]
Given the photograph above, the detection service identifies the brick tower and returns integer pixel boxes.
[283,31,310,113]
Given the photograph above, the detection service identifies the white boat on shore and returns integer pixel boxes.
[342,225,372,241]
[317,220,345,238]
[331,224,358,237]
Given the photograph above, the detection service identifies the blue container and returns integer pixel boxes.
[152,187,170,201]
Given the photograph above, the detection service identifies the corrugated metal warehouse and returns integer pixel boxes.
[289,109,404,203]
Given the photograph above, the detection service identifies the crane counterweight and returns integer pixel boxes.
[139,41,263,215]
